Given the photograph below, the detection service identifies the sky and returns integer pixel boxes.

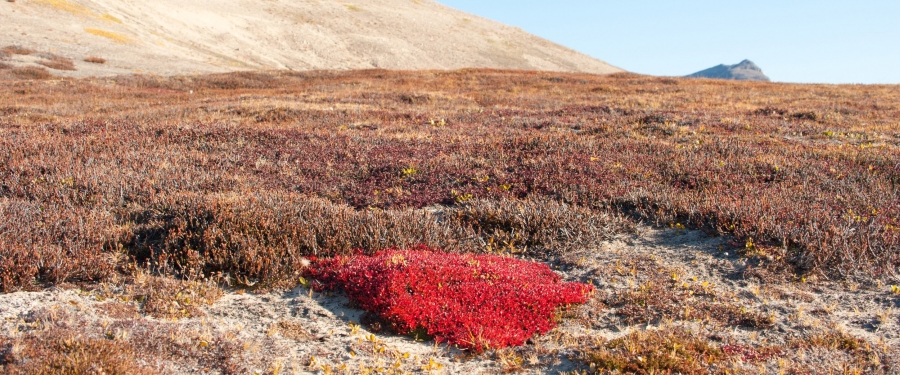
[439,1,900,84]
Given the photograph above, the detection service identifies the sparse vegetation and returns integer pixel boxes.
[0,305,269,374]
[581,328,725,374]
[604,257,774,329]
[787,327,895,374]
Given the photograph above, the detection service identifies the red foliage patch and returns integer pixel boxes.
[304,246,593,351]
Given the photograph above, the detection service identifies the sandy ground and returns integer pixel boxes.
[1,224,897,374]
[0,0,623,78]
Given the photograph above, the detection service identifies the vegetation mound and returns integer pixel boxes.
[304,247,594,351]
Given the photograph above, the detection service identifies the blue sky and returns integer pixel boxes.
[439,1,900,84]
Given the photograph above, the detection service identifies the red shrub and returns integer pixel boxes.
[304,247,593,351]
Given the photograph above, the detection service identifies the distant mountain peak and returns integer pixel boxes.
[687,60,770,82]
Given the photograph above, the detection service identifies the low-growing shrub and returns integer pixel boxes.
[304,247,594,351]
[9,66,51,79]
[84,56,106,64]
[124,193,468,288]
[120,193,626,289]
[1,45,33,55]
[455,198,631,257]
[38,55,76,71]
[1,69,898,285]
[0,199,124,292]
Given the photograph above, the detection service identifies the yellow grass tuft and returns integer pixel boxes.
[84,28,130,43]
[102,13,123,24]
[34,0,93,16]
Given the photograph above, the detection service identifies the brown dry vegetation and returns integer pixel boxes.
[0,46,33,56]
[83,56,106,64]
[0,305,270,374]
[1,69,898,292]
[0,69,899,373]
[601,257,775,329]
[5,66,51,80]
[37,54,76,71]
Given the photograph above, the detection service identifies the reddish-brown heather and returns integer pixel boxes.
[0,45,33,55]
[5,66,51,80]
[0,69,898,290]
[37,54,76,71]
[83,56,106,64]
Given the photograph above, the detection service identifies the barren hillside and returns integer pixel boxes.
[0,0,622,77]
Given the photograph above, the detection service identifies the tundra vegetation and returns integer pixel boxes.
[0,66,898,373]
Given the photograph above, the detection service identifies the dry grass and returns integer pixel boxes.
[788,327,894,374]
[577,326,898,374]
[87,270,224,319]
[33,0,93,16]
[1,328,154,374]
[581,328,725,374]
[83,28,130,43]
[124,275,224,319]
[600,257,774,329]
[0,306,270,374]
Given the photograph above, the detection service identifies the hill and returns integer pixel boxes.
[0,0,622,77]
[687,59,771,81]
